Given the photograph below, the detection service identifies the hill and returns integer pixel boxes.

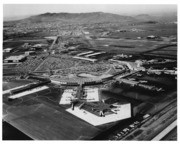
[134,13,177,23]
[134,14,155,22]
[4,12,177,26]
[12,12,137,24]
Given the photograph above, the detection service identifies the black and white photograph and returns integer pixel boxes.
[2,1,178,141]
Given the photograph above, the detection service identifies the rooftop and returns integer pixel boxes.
[4,48,13,50]
[4,55,26,61]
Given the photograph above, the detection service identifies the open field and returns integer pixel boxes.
[88,23,177,39]
[87,38,176,56]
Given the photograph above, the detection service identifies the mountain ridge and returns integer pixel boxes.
[4,12,177,24]
[23,12,136,24]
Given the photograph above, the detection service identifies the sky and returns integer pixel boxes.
[3,4,177,18]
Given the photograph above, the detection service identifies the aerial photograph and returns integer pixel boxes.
[2,4,177,140]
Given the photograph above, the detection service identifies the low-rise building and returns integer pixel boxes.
[32,44,48,48]
[85,52,106,58]
[77,51,94,56]
[73,56,97,63]
[4,55,27,63]
[120,79,139,86]
[110,59,145,71]
[146,35,158,39]
[25,51,36,56]
[3,48,13,53]
[135,60,144,67]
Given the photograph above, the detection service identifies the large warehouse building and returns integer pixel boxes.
[3,55,27,63]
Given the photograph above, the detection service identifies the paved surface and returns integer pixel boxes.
[152,120,177,141]
[161,127,177,141]
[3,83,120,140]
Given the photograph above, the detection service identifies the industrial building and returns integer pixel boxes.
[73,56,97,63]
[66,98,131,126]
[6,79,51,100]
[25,51,36,56]
[59,87,99,105]
[110,59,145,71]
[77,51,94,56]
[3,48,13,53]
[120,79,139,86]
[74,51,106,63]
[3,55,27,63]
[32,43,48,48]
[8,86,49,100]
[85,52,105,58]
[146,35,158,39]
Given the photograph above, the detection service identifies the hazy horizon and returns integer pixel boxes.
[4,4,177,20]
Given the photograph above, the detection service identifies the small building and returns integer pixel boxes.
[31,44,48,51]
[43,49,48,52]
[113,54,132,59]
[135,60,143,67]
[25,51,36,56]
[3,48,13,53]
[110,59,145,71]
[30,47,42,51]
[22,43,31,48]
[146,35,158,39]
[51,50,55,54]
[68,46,77,50]
[83,31,90,34]
[118,29,127,32]
[32,44,48,48]
[120,79,139,86]
[4,55,26,63]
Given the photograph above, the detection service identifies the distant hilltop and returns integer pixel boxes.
[21,12,136,24]
[4,12,177,24]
